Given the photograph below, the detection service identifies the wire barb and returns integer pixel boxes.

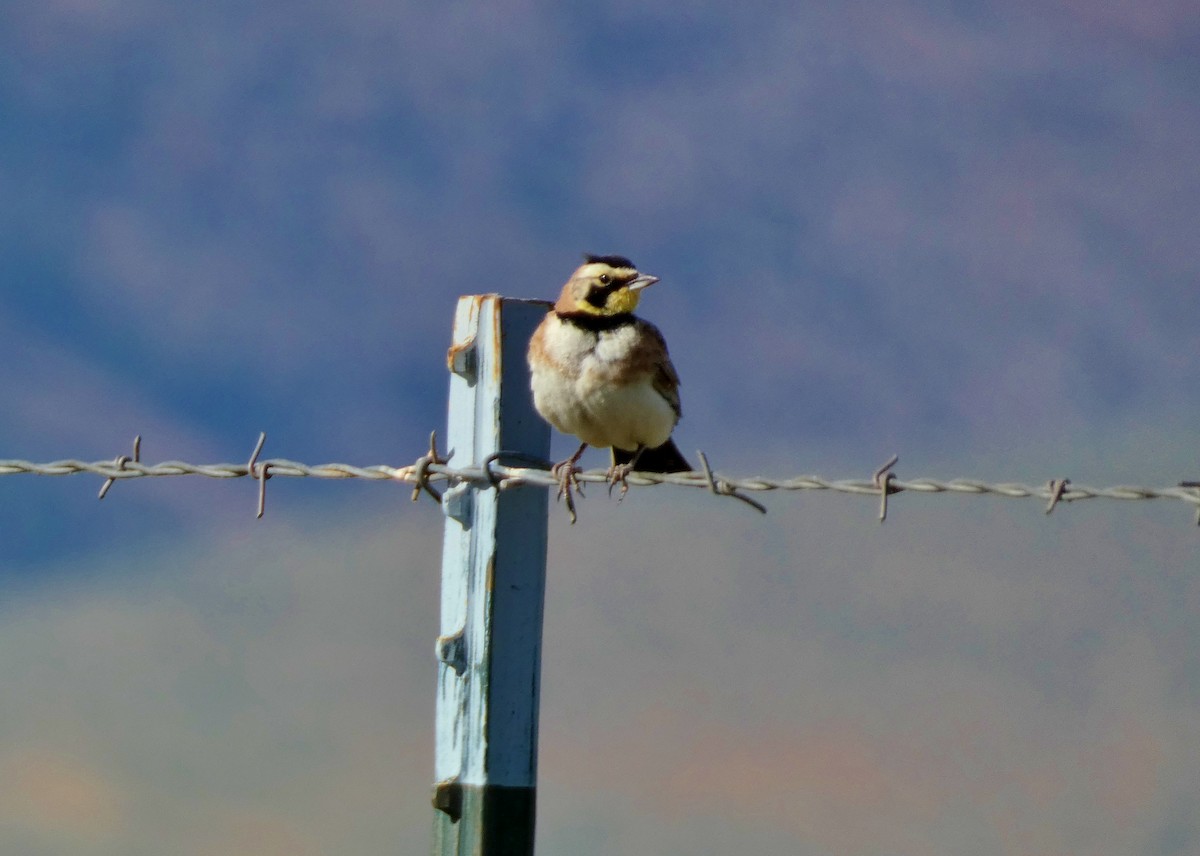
[411,431,446,505]
[1045,478,1070,515]
[873,454,900,523]
[1181,481,1200,526]
[97,435,141,500]
[697,451,768,515]
[247,432,272,519]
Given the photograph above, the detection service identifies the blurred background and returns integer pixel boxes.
[1,1,1198,853]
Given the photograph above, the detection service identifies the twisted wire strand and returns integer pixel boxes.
[0,459,401,480]
[2,456,1198,509]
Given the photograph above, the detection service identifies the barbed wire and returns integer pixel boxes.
[1,433,1197,525]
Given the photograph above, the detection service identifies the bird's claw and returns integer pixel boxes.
[606,463,634,501]
[551,459,583,523]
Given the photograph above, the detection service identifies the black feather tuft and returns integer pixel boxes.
[583,253,636,269]
[612,440,692,473]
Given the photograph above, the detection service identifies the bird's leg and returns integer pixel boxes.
[551,442,588,523]
[607,445,646,500]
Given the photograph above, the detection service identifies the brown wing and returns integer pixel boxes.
[630,319,682,419]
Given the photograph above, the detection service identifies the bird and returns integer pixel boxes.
[528,254,691,519]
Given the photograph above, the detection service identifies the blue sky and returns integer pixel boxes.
[1,0,1198,853]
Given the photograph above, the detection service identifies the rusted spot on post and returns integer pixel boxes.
[446,294,486,378]
[490,298,504,385]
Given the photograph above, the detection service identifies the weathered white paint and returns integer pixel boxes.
[433,296,551,800]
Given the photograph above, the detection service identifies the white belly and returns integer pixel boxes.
[531,361,676,451]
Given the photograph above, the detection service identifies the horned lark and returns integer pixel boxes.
[528,254,691,518]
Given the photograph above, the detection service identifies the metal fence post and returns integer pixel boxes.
[432,295,552,856]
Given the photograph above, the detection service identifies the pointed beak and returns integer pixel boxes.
[627,274,660,292]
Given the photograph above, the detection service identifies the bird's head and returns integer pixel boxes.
[555,254,660,316]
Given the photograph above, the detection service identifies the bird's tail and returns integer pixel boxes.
[612,439,692,473]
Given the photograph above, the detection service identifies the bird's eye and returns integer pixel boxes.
[598,274,611,284]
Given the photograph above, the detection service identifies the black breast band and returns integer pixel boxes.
[556,312,636,333]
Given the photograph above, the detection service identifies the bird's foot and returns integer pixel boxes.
[551,459,584,524]
[606,463,634,501]
[607,445,646,501]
